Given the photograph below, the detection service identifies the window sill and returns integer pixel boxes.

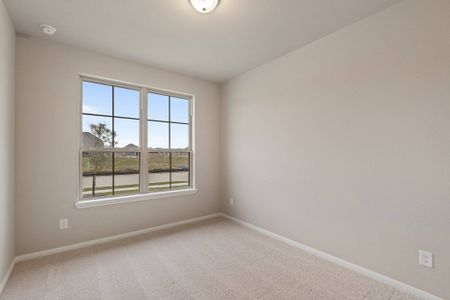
[75,188,198,209]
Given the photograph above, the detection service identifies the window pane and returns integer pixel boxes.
[170,97,189,123]
[114,152,140,196]
[114,87,140,118]
[148,93,169,121]
[148,152,170,192]
[82,115,113,148]
[171,152,190,189]
[171,123,189,150]
[148,121,169,149]
[114,118,139,149]
[81,80,193,199]
[82,152,113,198]
[82,81,112,115]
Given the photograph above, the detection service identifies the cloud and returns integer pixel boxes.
[82,105,98,114]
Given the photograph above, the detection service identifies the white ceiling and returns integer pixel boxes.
[4,0,401,82]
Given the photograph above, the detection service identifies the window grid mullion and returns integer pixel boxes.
[81,148,191,153]
[188,152,191,188]
[112,85,115,196]
[169,96,172,189]
[141,88,149,193]
[147,118,188,125]
[83,112,139,121]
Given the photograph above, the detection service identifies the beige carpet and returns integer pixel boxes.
[1,217,420,300]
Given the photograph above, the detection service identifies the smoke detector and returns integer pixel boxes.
[40,24,56,35]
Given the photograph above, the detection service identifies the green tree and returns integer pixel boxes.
[89,123,116,197]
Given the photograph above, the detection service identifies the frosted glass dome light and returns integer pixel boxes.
[189,0,220,13]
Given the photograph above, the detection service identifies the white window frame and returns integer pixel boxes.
[76,75,196,209]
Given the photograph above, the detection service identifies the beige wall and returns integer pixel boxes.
[15,37,220,255]
[0,0,15,284]
[220,0,450,298]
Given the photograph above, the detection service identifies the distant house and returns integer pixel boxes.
[82,132,104,148]
[119,143,139,158]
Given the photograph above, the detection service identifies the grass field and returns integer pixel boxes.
[82,152,190,198]
[82,152,189,173]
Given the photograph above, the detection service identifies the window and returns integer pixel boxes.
[80,78,193,201]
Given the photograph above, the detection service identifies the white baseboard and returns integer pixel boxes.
[219,213,443,300]
[0,258,16,295]
[15,213,221,263]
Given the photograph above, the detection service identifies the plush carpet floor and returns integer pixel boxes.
[1,217,419,300]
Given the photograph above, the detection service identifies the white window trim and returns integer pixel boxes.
[76,74,196,208]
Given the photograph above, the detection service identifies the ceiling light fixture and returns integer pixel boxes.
[40,24,56,35]
[189,0,220,13]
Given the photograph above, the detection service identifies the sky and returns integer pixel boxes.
[82,81,189,149]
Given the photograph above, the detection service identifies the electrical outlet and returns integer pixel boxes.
[59,218,69,230]
[419,250,433,268]
[229,197,234,206]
